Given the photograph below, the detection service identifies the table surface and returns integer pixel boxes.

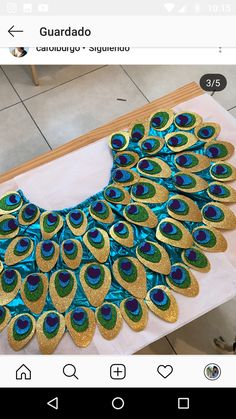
[0,82,236,355]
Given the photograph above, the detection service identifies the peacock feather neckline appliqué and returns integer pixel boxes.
[0,109,236,353]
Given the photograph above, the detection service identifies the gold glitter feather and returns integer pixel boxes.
[36,311,65,354]
[166,263,199,297]
[8,313,36,351]
[65,307,96,348]
[80,263,111,307]
[95,303,123,340]
[21,273,48,314]
[120,298,148,331]
[49,270,77,313]
[36,240,60,272]
[112,256,147,298]
[146,285,178,323]
[0,269,21,305]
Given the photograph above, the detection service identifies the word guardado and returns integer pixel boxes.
[40,27,92,37]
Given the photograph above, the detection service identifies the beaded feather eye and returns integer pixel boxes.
[109,131,129,151]
[36,311,65,354]
[109,221,134,247]
[80,263,111,307]
[172,172,208,193]
[123,203,158,228]
[0,215,19,240]
[174,152,210,172]
[210,162,236,182]
[182,247,210,272]
[131,180,169,204]
[137,157,171,178]
[18,203,40,226]
[204,141,234,160]
[174,111,202,130]
[156,218,193,248]
[112,256,147,298]
[146,285,178,323]
[166,263,199,297]
[201,202,236,229]
[149,109,174,131]
[165,132,197,152]
[104,184,131,205]
[65,307,96,348]
[120,297,148,331]
[194,122,220,142]
[96,303,122,340]
[167,194,202,222]
[0,191,22,215]
[66,209,87,236]
[40,211,63,240]
[136,241,171,274]
[114,151,139,168]
[192,225,227,252]
[139,136,165,155]
[5,237,34,266]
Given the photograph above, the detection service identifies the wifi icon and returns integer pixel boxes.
[164,3,175,12]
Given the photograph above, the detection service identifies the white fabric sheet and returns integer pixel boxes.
[0,93,236,354]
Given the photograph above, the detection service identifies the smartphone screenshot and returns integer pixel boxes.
[0,0,235,415]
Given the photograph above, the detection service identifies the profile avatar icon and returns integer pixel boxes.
[10,47,28,58]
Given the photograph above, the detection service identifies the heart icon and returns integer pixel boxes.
[157,365,173,378]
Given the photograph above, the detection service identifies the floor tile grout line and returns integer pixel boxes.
[165,336,178,355]
[227,105,236,112]
[1,65,107,103]
[120,65,151,103]
[0,65,53,150]
[0,101,22,113]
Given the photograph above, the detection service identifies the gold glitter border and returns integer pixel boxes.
[0,191,22,215]
[115,151,140,168]
[0,306,11,333]
[104,184,131,205]
[0,215,19,240]
[139,135,165,155]
[89,200,115,224]
[149,109,174,132]
[66,210,88,236]
[207,182,236,203]
[194,122,221,141]
[210,162,236,182]
[204,141,235,161]
[182,247,211,273]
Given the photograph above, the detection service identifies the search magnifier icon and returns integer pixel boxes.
[63,364,79,380]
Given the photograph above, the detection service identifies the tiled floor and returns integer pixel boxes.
[0,64,236,355]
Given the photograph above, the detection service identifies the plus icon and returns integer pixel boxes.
[110,364,126,380]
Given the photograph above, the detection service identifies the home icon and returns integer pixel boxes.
[16,364,31,380]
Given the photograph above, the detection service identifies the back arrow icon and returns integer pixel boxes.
[47,397,59,410]
[8,25,24,37]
